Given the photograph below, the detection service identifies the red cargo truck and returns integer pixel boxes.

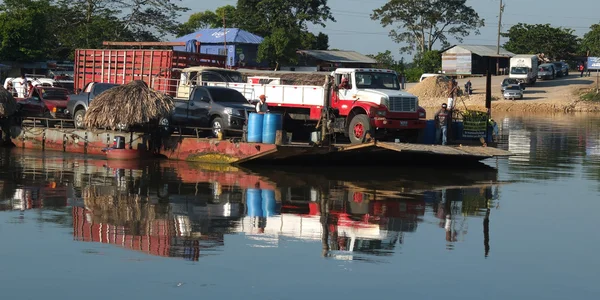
[73,42,227,97]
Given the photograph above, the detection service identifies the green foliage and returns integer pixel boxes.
[0,0,188,61]
[176,5,237,37]
[404,67,424,82]
[581,24,600,56]
[257,28,300,69]
[371,0,484,54]
[581,90,600,102]
[0,0,56,61]
[414,50,442,73]
[502,23,580,60]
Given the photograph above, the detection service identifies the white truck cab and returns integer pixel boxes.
[510,55,538,85]
[332,68,420,113]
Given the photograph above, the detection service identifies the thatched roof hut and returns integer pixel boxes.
[0,86,17,117]
[83,80,174,129]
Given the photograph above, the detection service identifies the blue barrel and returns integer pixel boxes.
[453,121,464,140]
[261,189,277,217]
[246,188,263,217]
[421,120,437,144]
[262,113,283,144]
[247,113,264,143]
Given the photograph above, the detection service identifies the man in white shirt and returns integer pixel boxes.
[256,94,268,113]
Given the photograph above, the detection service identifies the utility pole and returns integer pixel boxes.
[496,0,504,55]
[495,0,505,76]
[223,13,228,68]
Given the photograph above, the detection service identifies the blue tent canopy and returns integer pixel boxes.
[172,28,263,46]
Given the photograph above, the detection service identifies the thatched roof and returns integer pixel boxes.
[0,86,17,117]
[83,80,174,129]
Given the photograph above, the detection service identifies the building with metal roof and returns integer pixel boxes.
[172,28,266,68]
[281,50,377,72]
[441,45,515,76]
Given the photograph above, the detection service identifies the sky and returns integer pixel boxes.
[180,0,600,61]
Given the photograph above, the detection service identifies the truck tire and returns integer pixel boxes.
[348,114,372,144]
[74,109,85,129]
[211,117,224,138]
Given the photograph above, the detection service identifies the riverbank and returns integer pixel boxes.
[409,74,600,115]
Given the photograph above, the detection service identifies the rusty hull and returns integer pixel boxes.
[161,136,277,163]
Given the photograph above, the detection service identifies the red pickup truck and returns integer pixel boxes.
[16,86,70,127]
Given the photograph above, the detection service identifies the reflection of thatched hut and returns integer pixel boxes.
[0,86,17,117]
[83,186,169,232]
[83,80,173,130]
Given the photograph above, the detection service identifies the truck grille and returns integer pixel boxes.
[388,97,417,112]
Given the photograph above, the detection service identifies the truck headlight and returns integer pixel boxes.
[224,108,241,116]
[380,96,389,107]
[376,110,386,117]
[419,111,425,118]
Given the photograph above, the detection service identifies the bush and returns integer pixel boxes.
[405,67,424,82]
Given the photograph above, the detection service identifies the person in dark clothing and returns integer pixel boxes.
[464,80,472,95]
[580,62,585,77]
[434,103,450,145]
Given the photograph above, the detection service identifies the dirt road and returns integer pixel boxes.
[405,74,600,115]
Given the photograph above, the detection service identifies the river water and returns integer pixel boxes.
[0,113,599,299]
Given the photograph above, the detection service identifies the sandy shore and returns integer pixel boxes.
[404,74,600,116]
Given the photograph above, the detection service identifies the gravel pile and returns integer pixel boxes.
[408,76,451,99]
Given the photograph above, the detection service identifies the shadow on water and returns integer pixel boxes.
[0,148,502,262]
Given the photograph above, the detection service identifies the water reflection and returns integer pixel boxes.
[0,149,502,262]
[497,114,600,182]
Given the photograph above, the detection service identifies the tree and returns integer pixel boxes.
[0,0,57,61]
[371,0,484,54]
[176,5,238,37]
[237,0,335,37]
[414,50,441,73]
[257,28,300,70]
[366,50,406,75]
[502,23,580,60]
[581,24,600,56]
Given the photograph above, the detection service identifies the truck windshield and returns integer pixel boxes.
[40,88,69,100]
[208,88,248,103]
[511,67,528,74]
[203,71,243,83]
[355,72,400,90]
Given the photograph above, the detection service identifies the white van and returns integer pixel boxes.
[419,73,449,82]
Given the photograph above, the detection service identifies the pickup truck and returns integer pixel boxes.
[165,86,255,137]
[66,82,119,128]
[16,86,70,127]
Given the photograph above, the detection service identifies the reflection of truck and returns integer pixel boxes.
[188,67,427,144]
[509,55,538,85]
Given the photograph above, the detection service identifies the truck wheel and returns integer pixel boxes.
[211,117,224,138]
[74,109,85,129]
[348,114,372,144]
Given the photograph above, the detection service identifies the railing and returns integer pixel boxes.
[17,116,246,139]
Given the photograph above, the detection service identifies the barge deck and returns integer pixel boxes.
[8,124,512,165]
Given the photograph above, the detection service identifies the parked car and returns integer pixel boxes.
[503,84,524,100]
[538,64,556,80]
[552,62,567,77]
[501,78,526,92]
[419,73,449,82]
[165,86,255,137]
[66,82,119,129]
[16,86,70,127]
[559,61,569,76]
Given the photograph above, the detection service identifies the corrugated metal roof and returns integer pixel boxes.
[442,45,515,57]
[297,50,377,63]
[173,28,264,44]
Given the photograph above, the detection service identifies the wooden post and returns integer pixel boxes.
[275,130,283,145]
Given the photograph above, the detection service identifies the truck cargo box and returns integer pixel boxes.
[74,48,227,96]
